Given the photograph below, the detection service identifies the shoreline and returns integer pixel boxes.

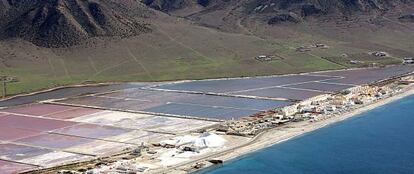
[172,85,414,174]
[8,80,412,173]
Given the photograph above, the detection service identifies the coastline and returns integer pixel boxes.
[1,67,411,173]
[171,85,414,174]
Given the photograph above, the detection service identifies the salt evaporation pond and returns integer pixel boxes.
[198,94,414,174]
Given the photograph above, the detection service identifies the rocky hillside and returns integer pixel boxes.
[144,0,414,15]
[399,13,414,22]
[1,0,413,48]
[141,0,211,11]
[0,0,152,47]
[246,0,414,23]
[245,0,412,14]
[143,0,414,25]
[0,0,413,98]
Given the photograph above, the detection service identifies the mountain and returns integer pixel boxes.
[1,0,413,47]
[0,0,413,97]
[141,0,211,11]
[142,0,414,30]
[0,0,152,47]
[143,0,414,16]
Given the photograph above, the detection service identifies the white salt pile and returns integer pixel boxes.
[193,132,226,148]
[160,132,227,148]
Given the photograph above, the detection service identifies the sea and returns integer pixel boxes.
[197,94,414,174]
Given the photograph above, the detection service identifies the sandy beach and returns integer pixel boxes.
[163,85,414,174]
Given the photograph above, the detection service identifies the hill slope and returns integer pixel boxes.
[0,0,152,47]
[144,0,414,16]
[0,0,413,96]
[145,0,414,31]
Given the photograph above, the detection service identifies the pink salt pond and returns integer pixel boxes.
[0,115,77,131]
[0,160,36,174]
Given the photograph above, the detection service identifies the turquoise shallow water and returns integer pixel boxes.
[198,95,414,174]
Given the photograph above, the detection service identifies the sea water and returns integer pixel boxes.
[198,95,414,174]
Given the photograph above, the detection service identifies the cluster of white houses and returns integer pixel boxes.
[221,74,414,136]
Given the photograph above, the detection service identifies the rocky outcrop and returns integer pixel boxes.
[399,14,414,23]
[0,0,152,47]
[268,12,302,24]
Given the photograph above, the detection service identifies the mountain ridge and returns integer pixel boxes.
[0,0,413,96]
[1,0,413,47]
[0,0,152,47]
[143,0,414,29]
